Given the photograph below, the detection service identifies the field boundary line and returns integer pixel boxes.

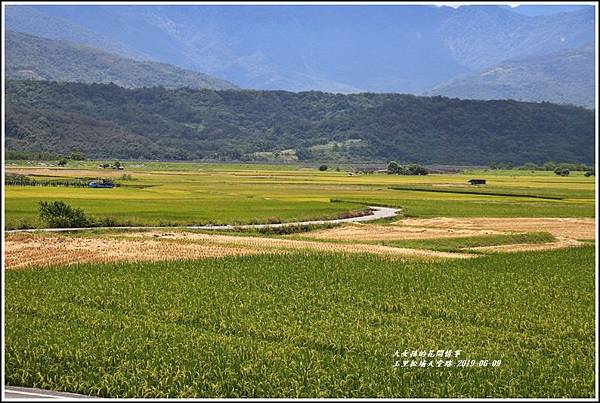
[389,186,565,200]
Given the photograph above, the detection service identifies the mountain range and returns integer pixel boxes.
[3,4,596,165]
[6,30,238,90]
[427,43,596,108]
[5,4,596,100]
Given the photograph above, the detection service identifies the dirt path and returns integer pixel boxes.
[5,206,401,234]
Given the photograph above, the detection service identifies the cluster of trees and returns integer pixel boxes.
[387,161,429,175]
[492,160,595,177]
[553,167,595,177]
[98,160,124,169]
[6,80,595,165]
[6,150,85,161]
[501,161,594,171]
[554,168,571,176]
[5,173,89,187]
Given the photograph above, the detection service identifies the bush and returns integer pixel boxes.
[318,165,328,171]
[554,168,570,177]
[39,201,91,228]
[584,169,595,177]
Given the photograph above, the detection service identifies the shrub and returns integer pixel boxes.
[38,201,91,228]
[318,165,328,171]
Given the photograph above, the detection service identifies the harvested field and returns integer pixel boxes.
[5,231,472,270]
[302,217,595,253]
[121,231,473,259]
[468,237,584,253]
[393,217,596,240]
[4,233,266,270]
[304,223,504,240]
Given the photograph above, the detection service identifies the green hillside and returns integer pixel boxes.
[6,30,238,91]
[5,80,594,164]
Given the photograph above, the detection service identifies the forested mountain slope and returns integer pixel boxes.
[6,80,594,164]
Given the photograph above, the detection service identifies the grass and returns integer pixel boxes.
[4,163,596,229]
[380,232,557,252]
[4,246,595,398]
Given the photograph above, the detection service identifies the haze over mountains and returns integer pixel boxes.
[5,4,596,107]
[427,43,596,109]
[6,31,238,90]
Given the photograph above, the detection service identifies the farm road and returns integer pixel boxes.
[5,206,400,233]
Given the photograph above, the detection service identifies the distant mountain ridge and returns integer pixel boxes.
[4,5,150,61]
[426,43,596,108]
[5,30,239,91]
[5,5,595,94]
[6,80,594,165]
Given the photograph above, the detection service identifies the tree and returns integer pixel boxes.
[387,161,399,174]
[318,165,328,171]
[113,160,122,169]
[70,152,86,161]
[407,164,429,175]
[57,158,68,166]
[554,167,570,176]
[39,200,91,228]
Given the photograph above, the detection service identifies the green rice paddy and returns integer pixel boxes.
[4,161,595,229]
[5,247,595,398]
